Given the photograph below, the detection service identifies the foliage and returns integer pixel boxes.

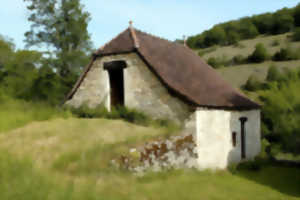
[248,43,269,63]
[244,75,262,91]
[0,36,72,104]
[259,76,300,155]
[266,65,282,82]
[23,0,92,81]
[188,4,300,49]
[270,39,280,46]
[272,47,299,61]
[292,27,300,41]
[67,104,179,129]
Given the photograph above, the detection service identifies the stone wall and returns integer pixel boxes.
[195,109,261,169]
[65,53,194,125]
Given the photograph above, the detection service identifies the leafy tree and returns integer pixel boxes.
[2,50,41,99]
[248,43,269,63]
[293,3,300,26]
[253,13,274,34]
[238,18,259,39]
[30,65,65,104]
[23,0,92,82]
[0,36,15,78]
[204,27,227,46]
[271,12,294,34]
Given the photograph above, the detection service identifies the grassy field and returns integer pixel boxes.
[0,116,299,200]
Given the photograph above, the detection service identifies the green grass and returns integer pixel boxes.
[0,117,299,200]
[0,96,71,133]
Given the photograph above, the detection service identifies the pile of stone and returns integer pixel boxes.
[116,134,198,175]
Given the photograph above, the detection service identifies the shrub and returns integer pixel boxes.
[232,54,246,65]
[272,47,297,61]
[207,56,231,68]
[292,27,300,41]
[259,76,300,155]
[207,57,220,68]
[67,104,178,129]
[266,65,282,82]
[244,75,262,91]
[248,43,269,63]
[271,39,280,46]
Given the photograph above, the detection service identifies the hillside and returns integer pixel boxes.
[0,118,299,200]
[194,33,300,88]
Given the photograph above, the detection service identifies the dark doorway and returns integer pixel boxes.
[239,117,248,159]
[104,61,126,107]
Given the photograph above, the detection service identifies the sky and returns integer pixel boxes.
[0,0,299,50]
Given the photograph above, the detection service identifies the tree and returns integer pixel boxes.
[2,50,41,99]
[272,12,294,34]
[24,0,92,82]
[238,18,259,39]
[293,3,300,26]
[204,27,227,46]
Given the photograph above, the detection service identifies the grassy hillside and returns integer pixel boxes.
[194,33,300,88]
[0,117,299,200]
[200,33,300,60]
[218,60,300,88]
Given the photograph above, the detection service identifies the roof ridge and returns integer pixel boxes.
[129,27,140,49]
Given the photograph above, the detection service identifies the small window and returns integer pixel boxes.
[232,132,237,147]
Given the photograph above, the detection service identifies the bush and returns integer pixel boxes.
[272,47,297,61]
[244,75,262,91]
[207,56,231,68]
[248,43,269,63]
[232,54,246,65]
[207,57,221,68]
[67,104,178,129]
[259,73,300,155]
[271,39,280,47]
[266,65,282,82]
[292,28,300,41]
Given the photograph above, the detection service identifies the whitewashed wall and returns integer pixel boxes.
[195,108,261,170]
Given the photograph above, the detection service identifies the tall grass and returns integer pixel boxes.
[0,95,71,133]
[0,150,106,200]
[2,148,299,200]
